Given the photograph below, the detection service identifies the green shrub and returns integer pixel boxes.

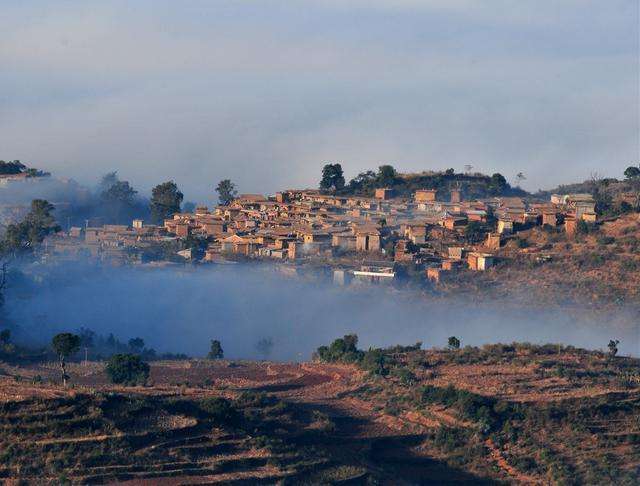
[384,342,422,353]
[513,456,537,472]
[361,348,389,376]
[420,385,507,431]
[577,220,598,235]
[597,235,615,245]
[315,334,364,363]
[433,426,470,452]
[391,367,417,386]
[409,358,431,373]
[621,259,640,272]
[236,391,277,408]
[199,397,239,426]
[311,410,336,433]
[105,354,150,385]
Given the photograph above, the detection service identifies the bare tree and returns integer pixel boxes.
[589,171,603,183]
[589,171,604,192]
[52,333,81,387]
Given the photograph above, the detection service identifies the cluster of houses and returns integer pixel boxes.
[42,220,173,265]
[43,186,600,283]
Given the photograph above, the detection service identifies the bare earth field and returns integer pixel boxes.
[0,345,638,484]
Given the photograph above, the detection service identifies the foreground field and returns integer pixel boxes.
[0,344,638,484]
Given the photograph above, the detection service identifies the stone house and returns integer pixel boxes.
[354,228,381,252]
[374,188,395,200]
[467,252,494,271]
[414,189,438,203]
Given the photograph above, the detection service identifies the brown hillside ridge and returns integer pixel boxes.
[0,342,638,484]
[438,213,640,307]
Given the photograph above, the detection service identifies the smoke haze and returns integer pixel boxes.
[1,1,638,199]
[9,263,639,360]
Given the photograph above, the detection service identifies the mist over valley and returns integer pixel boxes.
[9,263,638,360]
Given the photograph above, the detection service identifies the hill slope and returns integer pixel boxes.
[0,343,638,484]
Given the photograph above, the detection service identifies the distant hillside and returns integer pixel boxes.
[0,160,50,178]
[538,177,637,197]
[336,165,529,199]
[439,212,640,307]
[536,176,640,218]
[397,171,529,200]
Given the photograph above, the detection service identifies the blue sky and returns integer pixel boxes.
[1,1,638,203]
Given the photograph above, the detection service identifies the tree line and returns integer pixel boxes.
[0,172,243,258]
[0,159,50,177]
[36,332,273,388]
[95,172,239,225]
[318,163,515,198]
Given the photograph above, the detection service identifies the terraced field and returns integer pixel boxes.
[0,345,638,484]
[0,361,493,484]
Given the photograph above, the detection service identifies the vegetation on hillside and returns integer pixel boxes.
[105,354,150,385]
[0,199,60,256]
[0,160,50,177]
[0,338,636,484]
[316,335,640,484]
[319,163,528,198]
[149,180,184,224]
[215,179,238,206]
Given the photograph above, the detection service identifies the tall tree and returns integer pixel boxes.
[488,173,509,195]
[101,180,138,223]
[319,163,345,192]
[207,340,224,359]
[347,170,376,193]
[52,333,81,387]
[98,171,120,193]
[624,166,640,180]
[2,199,60,255]
[376,165,397,187]
[216,179,238,206]
[150,181,183,224]
[447,336,461,350]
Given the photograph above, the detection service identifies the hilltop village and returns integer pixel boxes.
[40,167,640,293]
[1,168,639,485]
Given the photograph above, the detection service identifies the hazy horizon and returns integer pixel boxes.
[11,264,640,360]
[1,1,638,203]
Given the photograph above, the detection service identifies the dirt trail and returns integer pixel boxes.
[284,365,545,484]
[36,433,122,445]
[485,439,542,484]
